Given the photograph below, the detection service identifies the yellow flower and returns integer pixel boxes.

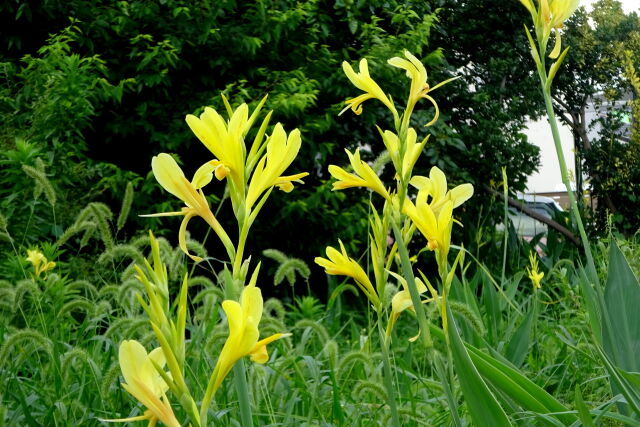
[315,240,381,309]
[328,148,391,201]
[143,153,233,262]
[388,50,459,125]
[102,340,180,427]
[26,249,55,277]
[519,0,580,58]
[341,58,396,116]
[549,0,580,29]
[404,198,454,256]
[378,127,428,181]
[210,284,288,395]
[527,251,544,289]
[386,271,430,340]
[185,104,249,193]
[245,123,308,210]
[403,167,473,262]
[408,166,474,216]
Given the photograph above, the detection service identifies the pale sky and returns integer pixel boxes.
[581,0,638,13]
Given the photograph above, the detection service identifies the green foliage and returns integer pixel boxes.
[555,1,640,236]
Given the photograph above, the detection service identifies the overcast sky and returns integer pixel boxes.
[581,0,638,13]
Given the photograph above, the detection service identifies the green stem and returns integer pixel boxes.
[500,168,509,287]
[391,220,433,347]
[540,87,599,285]
[233,360,254,427]
[377,318,402,427]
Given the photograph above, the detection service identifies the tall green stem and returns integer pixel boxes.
[540,87,599,284]
[391,221,433,348]
[233,360,254,427]
[377,318,401,427]
[231,220,254,427]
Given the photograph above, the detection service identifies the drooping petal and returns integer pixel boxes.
[178,212,201,262]
[449,183,474,208]
[191,160,219,189]
[249,333,290,363]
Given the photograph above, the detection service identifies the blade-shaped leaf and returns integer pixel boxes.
[603,240,640,372]
[446,308,512,427]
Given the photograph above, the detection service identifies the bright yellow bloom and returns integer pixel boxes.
[404,168,473,262]
[549,0,580,28]
[520,0,580,58]
[404,198,454,255]
[185,104,249,193]
[245,123,309,210]
[143,153,232,262]
[341,58,396,116]
[103,340,180,427]
[408,166,474,216]
[379,127,427,181]
[527,251,545,289]
[26,249,55,277]
[388,51,427,106]
[388,50,459,125]
[315,240,381,309]
[328,148,391,201]
[210,284,288,395]
[386,271,430,339]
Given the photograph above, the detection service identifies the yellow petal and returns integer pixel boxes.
[222,300,243,338]
[178,212,202,262]
[240,285,263,329]
[119,340,148,389]
[549,29,562,58]
[449,183,474,208]
[250,333,290,363]
[191,160,217,189]
[429,166,448,201]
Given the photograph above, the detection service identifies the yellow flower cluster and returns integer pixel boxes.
[26,249,55,277]
[316,51,474,340]
[145,97,308,263]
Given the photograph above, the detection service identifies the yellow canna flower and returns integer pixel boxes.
[408,166,474,216]
[315,240,381,309]
[209,284,288,395]
[185,104,249,194]
[549,0,580,29]
[142,153,233,262]
[26,249,55,277]
[341,58,396,116]
[102,340,180,427]
[378,127,428,181]
[385,271,430,340]
[519,0,580,58]
[328,148,391,201]
[245,123,309,210]
[404,198,454,256]
[388,50,459,125]
[388,51,427,106]
[527,251,545,289]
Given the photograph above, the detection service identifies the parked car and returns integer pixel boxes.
[497,194,564,240]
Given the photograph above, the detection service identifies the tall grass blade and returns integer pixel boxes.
[446,307,512,427]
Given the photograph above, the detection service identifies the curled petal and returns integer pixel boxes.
[178,211,202,262]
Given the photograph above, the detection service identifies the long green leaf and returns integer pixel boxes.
[446,308,512,427]
[603,240,640,373]
[431,323,577,424]
[505,303,534,368]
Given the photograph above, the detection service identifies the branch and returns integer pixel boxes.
[483,185,581,248]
